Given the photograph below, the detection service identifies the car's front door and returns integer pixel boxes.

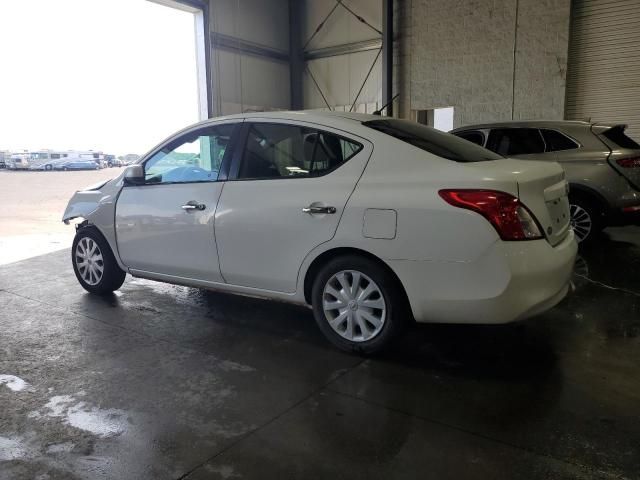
[214,120,372,293]
[115,122,239,282]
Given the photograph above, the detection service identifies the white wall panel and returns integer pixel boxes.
[211,0,290,51]
[303,0,382,49]
[216,50,290,115]
[209,0,290,115]
[304,49,382,110]
[301,0,382,111]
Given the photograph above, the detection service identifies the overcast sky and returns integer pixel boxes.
[0,0,200,155]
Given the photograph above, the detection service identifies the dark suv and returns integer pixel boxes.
[452,121,640,243]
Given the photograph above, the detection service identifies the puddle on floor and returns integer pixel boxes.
[0,374,30,392]
[30,393,129,438]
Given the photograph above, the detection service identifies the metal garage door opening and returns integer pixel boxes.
[0,0,208,264]
[0,0,206,158]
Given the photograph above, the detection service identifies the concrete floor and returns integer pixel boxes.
[1,228,639,480]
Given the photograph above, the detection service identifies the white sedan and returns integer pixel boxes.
[63,112,577,353]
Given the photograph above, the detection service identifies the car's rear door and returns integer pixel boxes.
[214,119,372,293]
[115,121,240,282]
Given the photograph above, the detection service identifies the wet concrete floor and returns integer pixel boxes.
[1,227,639,479]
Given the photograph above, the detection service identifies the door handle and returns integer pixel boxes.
[302,205,336,214]
[181,202,206,211]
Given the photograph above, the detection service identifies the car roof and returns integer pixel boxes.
[192,110,382,130]
[451,120,607,131]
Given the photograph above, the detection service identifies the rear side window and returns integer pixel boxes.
[487,128,545,156]
[541,129,579,152]
[454,130,485,146]
[238,123,362,180]
[602,126,640,149]
[363,119,501,162]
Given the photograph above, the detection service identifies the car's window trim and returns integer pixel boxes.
[539,128,582,152]
[227,121,364,182]
[127,122,241,187]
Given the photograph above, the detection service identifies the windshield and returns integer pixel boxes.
[363,119,502,162]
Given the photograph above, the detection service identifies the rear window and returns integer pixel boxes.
[602,126,640,149]
[363,119,502,162]
[541,129,579,152]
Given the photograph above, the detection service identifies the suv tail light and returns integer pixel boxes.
[616,157,640,168]
[439,189,543,241]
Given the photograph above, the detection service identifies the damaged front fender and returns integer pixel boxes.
[62,179,121,224]
[62,190,111,224]
[62,177,127,270]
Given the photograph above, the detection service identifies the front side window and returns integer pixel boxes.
[455,130,485,147]
[237,123,362,180]
[541,129,579,152]
[363,119,501,162]
[487,128,545,156]
[145,124,235,184]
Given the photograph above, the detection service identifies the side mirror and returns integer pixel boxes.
[123,164,144,185]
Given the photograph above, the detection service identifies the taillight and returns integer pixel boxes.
[438,189,543,241]
[616,157,640,168]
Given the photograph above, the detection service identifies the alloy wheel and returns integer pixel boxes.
[322,270,386,342]
[75,237,104,285]
[570,204,592,243]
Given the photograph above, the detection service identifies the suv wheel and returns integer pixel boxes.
[72,228,126,294]
[569,196,602,244]
[311,255,407,354]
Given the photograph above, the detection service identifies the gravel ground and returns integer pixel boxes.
[0,168,124,264]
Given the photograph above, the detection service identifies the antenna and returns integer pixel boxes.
[373,94,400,116]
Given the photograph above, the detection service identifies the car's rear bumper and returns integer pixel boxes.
[388,230,578,324]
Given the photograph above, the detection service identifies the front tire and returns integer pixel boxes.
[311,255,407,354]
[72,227,126,294]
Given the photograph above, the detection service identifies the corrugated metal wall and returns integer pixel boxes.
[302,0,383,112]
[210,0,291,115]
[566,0,640,138]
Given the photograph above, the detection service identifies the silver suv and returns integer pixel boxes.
[452,121,640,243]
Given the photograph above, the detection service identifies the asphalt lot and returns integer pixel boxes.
[0,168,124,265]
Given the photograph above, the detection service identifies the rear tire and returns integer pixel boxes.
[72,227,126,294]
[569,195,603,244]
[311,255,408,354]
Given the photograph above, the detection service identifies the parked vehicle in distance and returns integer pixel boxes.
[55,158,100,171]
[30,159,66,171]
[7,156,30,170]
[63,112,577,353]
[452,121,640,243]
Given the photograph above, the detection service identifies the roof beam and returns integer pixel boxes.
[211,32,290,63]
[303,38,382,61]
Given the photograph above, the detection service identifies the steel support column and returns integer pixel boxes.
[382,0,393,116]
[289,0,304,110]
